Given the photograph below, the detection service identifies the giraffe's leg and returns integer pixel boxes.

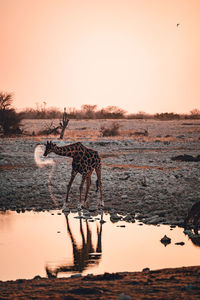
[64,169,77,208]
[79,174,87,207]
[84,174,92,205]
[95,166,103,206]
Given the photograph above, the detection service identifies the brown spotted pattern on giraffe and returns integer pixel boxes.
[43,141,103,205]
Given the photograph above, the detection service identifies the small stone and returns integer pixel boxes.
[89,206,97,212]
[100,219,106,224]
[184,284,194,290]
[71,273,82,279]
[118,293,131,300]
[33,275,42,280]
[175,242,185,246]
[160,235,171,246]
[142,267,150,272]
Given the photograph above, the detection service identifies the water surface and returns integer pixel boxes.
[0,211,199,281]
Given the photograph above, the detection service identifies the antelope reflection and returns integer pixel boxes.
[185,229,200,248]
[189,234,200,247]
[46,213,103,278]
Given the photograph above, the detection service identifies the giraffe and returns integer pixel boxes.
[43,141,103,208]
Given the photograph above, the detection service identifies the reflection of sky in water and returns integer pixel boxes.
[0,211,199,281]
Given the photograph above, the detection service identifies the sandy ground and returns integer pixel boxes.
[0,119,200,226]
[0,119,200,299]
[0,266,200,299]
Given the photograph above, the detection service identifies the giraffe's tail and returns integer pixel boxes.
[96,179,99,192]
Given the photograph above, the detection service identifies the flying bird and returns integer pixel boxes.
[176,23,180,27]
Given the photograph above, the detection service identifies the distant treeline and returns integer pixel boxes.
[2,91,199,137]
[20,105,200,120]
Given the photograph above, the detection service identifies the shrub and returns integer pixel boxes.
[100,122,120,137]
[154,112,180,120]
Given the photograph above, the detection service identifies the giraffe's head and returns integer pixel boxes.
[43,141,56,156]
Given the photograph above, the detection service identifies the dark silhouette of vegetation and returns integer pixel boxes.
[38,108,69,137]
[0,92,23,136]
[37,122,60,136]
[154,112,180,120]
[21,106,63,119]
[188,109,200,119]
[18,102,200,121]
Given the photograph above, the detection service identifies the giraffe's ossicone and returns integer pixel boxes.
[43,141,103,208]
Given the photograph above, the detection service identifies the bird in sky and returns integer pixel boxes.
[177,23,180,27]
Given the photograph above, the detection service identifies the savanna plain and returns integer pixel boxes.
[0,119,200,299]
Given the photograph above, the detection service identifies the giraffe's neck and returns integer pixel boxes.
[53,143,85,157]
[53,145,73,157]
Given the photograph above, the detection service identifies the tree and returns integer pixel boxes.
[81,104,97,119]
[0,93,13,110]
[98,106,126,119]
[59,107,69,139]
[190,108,200,119]
[0,92,23,135]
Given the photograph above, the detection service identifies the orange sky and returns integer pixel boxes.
[0,0,200,114]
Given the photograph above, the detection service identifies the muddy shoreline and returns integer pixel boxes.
[0,266,200,299]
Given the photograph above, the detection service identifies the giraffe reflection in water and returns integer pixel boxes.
[46,212,103,278]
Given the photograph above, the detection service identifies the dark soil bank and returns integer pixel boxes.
[0,266,200,299]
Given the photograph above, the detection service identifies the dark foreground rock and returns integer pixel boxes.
[0,266,199,299]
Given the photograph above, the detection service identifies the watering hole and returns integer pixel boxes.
[0,210,199,282]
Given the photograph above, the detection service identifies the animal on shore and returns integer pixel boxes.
[43,141,103,208]
[184,201,200,234]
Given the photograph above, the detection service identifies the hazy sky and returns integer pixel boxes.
[0,0,200,114]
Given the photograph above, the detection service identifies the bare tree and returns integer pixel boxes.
[0,93,13,110]
[59,107,69,139]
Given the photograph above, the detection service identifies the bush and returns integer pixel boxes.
[100,122,120,136]
[0,109,23,135]
[0,93,23,135]
[154,112,180,120]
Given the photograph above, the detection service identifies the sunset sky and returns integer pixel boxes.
[0,0,200,114]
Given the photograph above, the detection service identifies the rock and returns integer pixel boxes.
[118,293,131,300]
[33,275,42,280]
[142,267,150,272]
[143,215,163,225]
[62,207,70,214]
[100,219,106,224]
[160,235,171,246]
[175,242,185,246]
[110,213,122,222]
[89,206,97,212]
[71,273,82,279]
